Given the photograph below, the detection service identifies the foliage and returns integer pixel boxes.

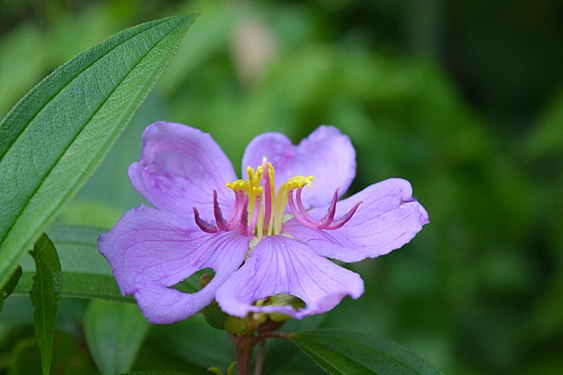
[0,1,562,374]
[0,14,196,290]
[290,330,444,374]
[29,234,62,375]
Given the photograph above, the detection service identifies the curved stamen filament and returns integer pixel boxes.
[226,191,243,226]
[195,158,359,236]
[213,190,229,231]
[323,200,362,230]
[287,190,318,228]
[317,189,338,229]
[239,196,249,235]
[288,187,363,230]
[294,188,320,224]
[193,207,218,233]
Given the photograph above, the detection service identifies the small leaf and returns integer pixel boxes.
[0,15,197,289]
[85,300,150,375]
[290,330,445,375]
[3,265,23,298]
[30,234,63,375]
[13,225,131,302]
[227,362,237,375]
[206,368,224,375]
[1,265,23,310]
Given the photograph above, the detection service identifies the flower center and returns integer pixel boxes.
[192,157,361,237]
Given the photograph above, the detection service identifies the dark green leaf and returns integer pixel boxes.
[289,330,445,375]
[120,372,198,375]
[0,265,23,311]
[147,315,234,370]
[8,332,97,375]
[3,265,23,298]
[85,300,150,375]
[13,225,132,302]
[30,234,63,375]
[15,272,130,302]
[0,15,197,289]
[264,315,325,374]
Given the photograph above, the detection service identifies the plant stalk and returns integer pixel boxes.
[233,334,254,375]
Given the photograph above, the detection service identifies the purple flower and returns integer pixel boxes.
[98,122,429,324]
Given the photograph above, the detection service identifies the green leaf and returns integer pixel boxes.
[30,234,63,375]
[148,315,234,370]
[8,333,97,375]
[3,265,23,298]
[120,372,198,375]
[85,300,150,375]
[0,15,197,289]
[0,265,23,311]
[289,330,445,375]
[18,272,130,302]
[13,225,132,302]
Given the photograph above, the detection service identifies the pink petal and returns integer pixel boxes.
[215,236,364,319]
[241,126,356,208]
[129,122,237,220]
[283,178,429,262]
[98,206,250,324]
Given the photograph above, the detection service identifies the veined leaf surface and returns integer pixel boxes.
[0,15,196,288]
[14,225,131,302]
[30,234,62,375]
[290,330,445,375]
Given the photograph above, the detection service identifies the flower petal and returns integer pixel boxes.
[241,126,356,208]
[283,178,429,262]
[129,122,237,219]
[98,205,249,324]
[215,236,364,319]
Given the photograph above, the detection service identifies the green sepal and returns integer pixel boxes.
[224,315,255,337]
[203,301,228,330]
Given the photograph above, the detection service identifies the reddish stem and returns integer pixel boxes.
[231,331,290,375]
[232,334,253,375]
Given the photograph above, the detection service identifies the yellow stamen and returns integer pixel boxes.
[226,161,314,237]
[286,175,314,190]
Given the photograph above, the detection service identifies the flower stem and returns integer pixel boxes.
[231,330,289,375]
[232,334,253,375]
[253,340,266,375]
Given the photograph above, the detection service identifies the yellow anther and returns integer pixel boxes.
[227,160,315,238]
[286,176,314,190]
[246,166,255,182]
[244,166,263,190]
[226,179,251,193]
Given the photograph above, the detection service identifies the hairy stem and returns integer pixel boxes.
[231,330,289,375]
[253,340,266,375]
[233,335,254,375]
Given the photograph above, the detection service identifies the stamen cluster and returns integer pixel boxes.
[193,157,361,239]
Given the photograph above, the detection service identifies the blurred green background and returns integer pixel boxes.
[1,0,562,374]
